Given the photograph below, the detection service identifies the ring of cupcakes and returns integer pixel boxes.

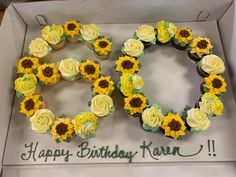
[115,20,227,140]
[14,21,115,144]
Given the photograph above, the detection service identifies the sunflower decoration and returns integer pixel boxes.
[92,76,115,95]
[173,27,193,49]
[16,56,40,75]
[20,95,44,118]
[79,60,101,82]
[189,37,213,58]
[50,117,75,143]
[36,63,61,85]
[161,113,186,139]
[203,74,227,95]
[115,55,140,74]
[93,37,112,57]
[124,93,148,116]
[64,20,81,38]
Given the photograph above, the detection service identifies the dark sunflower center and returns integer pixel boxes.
[22,59,33,68]
[42,67,54,77]
[179,30,190,37]
[130,97,143,108]
[121,60,134,69]
[67,23,76,31]
[24,99,35,111]
[212,78,223,88]
[168,119,181,131]
[84,64,96,74]
[98,41,108,48]
[197,40,208,49]
[56,123,68,136]
[98,80,109,88]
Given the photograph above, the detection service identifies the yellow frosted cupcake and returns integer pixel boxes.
[92,76,115,95]
[93,37,112,59]
[79,60,101,82]
[122,38,144,58]
[64,20,81,43]
[173,27,193,50]
[80,24,100,45]
[16,56,40,75]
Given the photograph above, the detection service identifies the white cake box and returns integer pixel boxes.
[0,0,236,175]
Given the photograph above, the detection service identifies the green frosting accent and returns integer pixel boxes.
[143,123,159,132]
[38,81,45,87]
[191,129,202,134]
[60,35,65,41]
[16,91,23,98]
[23,77,31,81]
[78,35,83,41]
[88,100,91,107]
[181,105,192,119]
[132,89,140,94]
[32,69,38,75]
[109,106,115,115]
[65,138,71,143]
[150,38,156,45]
[84,133,95,139]
[152,103,161,110]
[38,96,43,101]
[116,82,121,89]
[59,114,66,118]
[17,73,24,78]
[55,139,60,144]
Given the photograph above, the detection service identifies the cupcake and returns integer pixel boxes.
[36,63,61,85]
[29,38,52,63]
[141,104,164,132]
[122,38,144,58]
[134,24,156,48]
[64,20,81,43]
[20,95,46,118]
[14,74,40,97]
[58,57,80,81]
[155,20,177,45]
[115,55,140,74]
[72,112,98,139]
[172,27,193,50]
[16,56,40,75]
[201,74,227,95]
[198,92,224,117]
[80,24,100,46]
[92,76,115,95]
[92,37,112,59]
[79,60,101,82]
[89,94,115,118]
[161,113,186,139]
[124,93,148,117]
[197,54,225,77]
[30,109,55,133]
[50,117,75,143]
[187,37,213,62]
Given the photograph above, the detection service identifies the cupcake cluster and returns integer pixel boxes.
[14,20,115,143]
[116,20,227,140]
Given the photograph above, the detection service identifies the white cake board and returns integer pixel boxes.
[3,21,236,165]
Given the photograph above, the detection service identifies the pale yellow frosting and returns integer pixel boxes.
[58,58,80,78]
[29,38,50,58]
[142,105,164,128]
[30,109,55,133]
[131,74,144,90]
[42,25,64,45]
[123,38,144,57]
[136,24,156,42]
[201,54,225,74]
[80,24,100,41]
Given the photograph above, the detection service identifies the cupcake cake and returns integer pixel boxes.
[42,24,65,50]
[58,56,80,81]
[36,63,61,85]
[29,38,52,63]
[173,27,193,50]
[80,24,100,45]
[187,37,213,62]
[64,20,81,43]
[72,112,98,139]
[92,37,112,59]
[16,56,40,75]
[197,54,225,77]
[92,76,115,95]
[156,20,177,45]
[115,55,140,74]
[122,38,144,58]
[79,60,101,82]
[134,24,156,48]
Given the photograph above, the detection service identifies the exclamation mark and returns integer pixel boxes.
[212,140,216,157]
[208,139,216,157]
[208,139,211,156]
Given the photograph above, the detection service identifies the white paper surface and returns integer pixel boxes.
[3,21,236,165]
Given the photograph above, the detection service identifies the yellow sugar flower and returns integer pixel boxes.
[37,63,61,85]
[79,60,101,82]
[64,21,81,37]
[93,38,112,56]
[16,56,40,74]
[20,95,44,118]
[120,73,135,96]
[161,113,186,139]
[190,37,213,57]
[203,74,227,95]
[93,76,115,95]
[124,94,148,115]
[115,55,140,74]
[50,118,75,143]
[175,27,193,43]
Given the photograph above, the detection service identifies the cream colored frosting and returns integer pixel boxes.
[42,25,64,45]
[30,109,55,133]
[142,105,164,128]
[29,38,50,58]
[135,24,156,42]
[123,38,144,57]
[131,74,144,90]
[90,94,114,117]
[200,54,225,74]
[77,122,96,139]
[186,108,211,132]
[80,24,100,41]
[58,58,80,78]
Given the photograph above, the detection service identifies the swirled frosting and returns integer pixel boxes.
[90,94,114,117]
[135,24,156,43]
[123,38,144,57]
[200,54,225,74]
[81,24,100,41]
[58,58,80,79]
[131,74,144,90]
[42,25,64,45]
[29,38,51,58]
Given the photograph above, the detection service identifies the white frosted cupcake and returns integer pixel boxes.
[58,57,81,81]
[122,38,144,58]
[80,24,100,46]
